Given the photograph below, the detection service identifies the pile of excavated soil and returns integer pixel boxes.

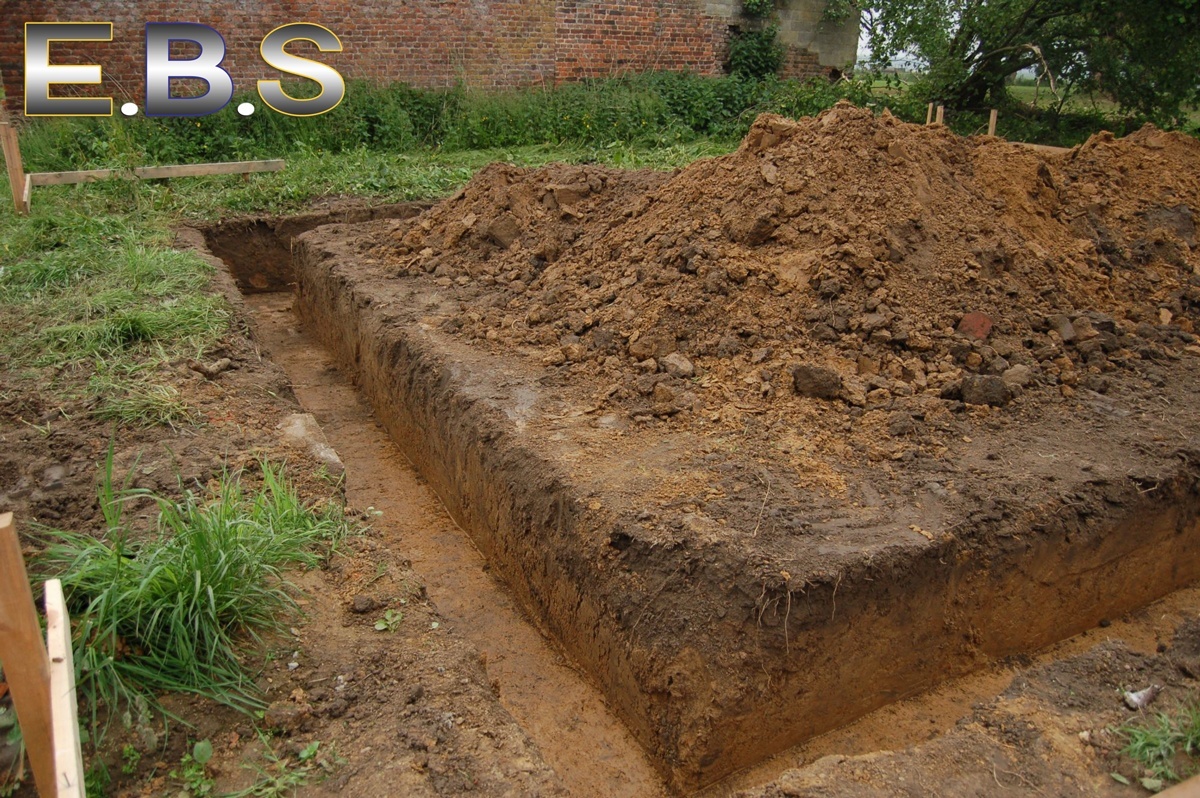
[375,103,1200,477]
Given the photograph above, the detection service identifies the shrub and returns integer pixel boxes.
[742,0,775,17]
[729,26,785,79]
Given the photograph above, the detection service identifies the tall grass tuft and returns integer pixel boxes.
[36,453,354,741]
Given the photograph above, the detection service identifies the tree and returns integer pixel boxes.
[828,0,1200,124]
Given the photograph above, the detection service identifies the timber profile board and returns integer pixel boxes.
[29,159,286,186]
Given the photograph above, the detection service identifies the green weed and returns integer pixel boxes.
[1117,701,1200,787]
[172,740,216,797]
[120,744,141,775]
[374,609,403,632]
[226,739,335,798]
[36,454,357,745]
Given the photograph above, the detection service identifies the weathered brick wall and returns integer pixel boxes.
[0,0,560,114]
[555,1,727,81]
[781,45,828,81]
[0,0,856,116]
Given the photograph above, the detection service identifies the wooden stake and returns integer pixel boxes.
[988,108,999,137]
[1158,771,1200,797]
[935,105,945,125]
[0,513,57,798]
[0,123,28,216]
[44,580,84,798]
[926,102,934,125]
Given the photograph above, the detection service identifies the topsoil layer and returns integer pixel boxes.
[292,104,1200,791]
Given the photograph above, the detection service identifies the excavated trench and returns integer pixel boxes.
[201,206,667,798]
[201,206,1200,795]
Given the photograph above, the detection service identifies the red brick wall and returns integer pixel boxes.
[555,1,727,81]
[0,0,805,116]
[780,45,833,81]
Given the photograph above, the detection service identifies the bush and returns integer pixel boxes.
[729,26,785,79]
[742,0,775,17]
[14,69,1138,170]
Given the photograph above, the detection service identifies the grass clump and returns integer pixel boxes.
[1117,700,1200,788]
[91,379,196,429]
[36,454,355,741]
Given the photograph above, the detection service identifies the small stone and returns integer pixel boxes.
[560,336,587,362]
[750,347,774,364]
[1072,316,1100,341]
[652,382,686,416]
[406,685,426,705]
[278,414,344,476]
[628,333,675,361]
[1002,365,1033,387]
[486,214,521,248]
[888,413,916,436]
[41,464,67,491]
[636,358,658,373]
[1160,308,1175,326]
[1049,314,1077,343]
[961,374,1012,406]
[957,312,994,341]
[660,353,695,379]
[551,182,591,207]
[791,363,843,400]
[262,700,310,733]
[716,336,741,358]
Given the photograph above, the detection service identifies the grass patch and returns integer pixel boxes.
[91,378,196,430]
[1117,700,1200,788]
[35,454,356,743]
[0,199,228,409]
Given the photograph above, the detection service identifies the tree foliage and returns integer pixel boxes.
[835,0,1200,124]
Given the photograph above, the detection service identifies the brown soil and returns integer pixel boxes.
[244,289,665,797]
[286,105,1200,790]
[5,105,1200,798]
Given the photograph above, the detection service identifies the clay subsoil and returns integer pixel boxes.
[287,105,1200,791]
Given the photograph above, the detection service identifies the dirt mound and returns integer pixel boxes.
[376,103,1200,469]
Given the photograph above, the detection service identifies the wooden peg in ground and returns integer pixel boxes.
[0,513,56,797]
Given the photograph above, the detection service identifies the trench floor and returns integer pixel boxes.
[246,291,668,798]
